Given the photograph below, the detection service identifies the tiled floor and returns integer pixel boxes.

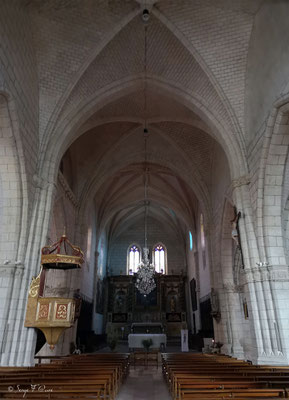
[117,366,171,400]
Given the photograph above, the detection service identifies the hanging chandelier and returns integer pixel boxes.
[135,248,156,296]
[135,135,156,297]
[135,10,156,297]
[135,198,156,296]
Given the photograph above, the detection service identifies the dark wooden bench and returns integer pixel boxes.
[161,353,289,400]
[0,353,130,400]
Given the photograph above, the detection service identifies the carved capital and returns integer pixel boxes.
[242,265,289,284]
[231,175,250,189]
[0,263,25,278]
[33,174,56,191]
[223,282,243,293]
[242,266,265,284]
[269,267,289,282]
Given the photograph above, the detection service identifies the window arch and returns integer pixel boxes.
[200,213,206,269]
[200,213,205,248]
[189,231,193,251]
[153,243,167,274]
[127,244,141,275]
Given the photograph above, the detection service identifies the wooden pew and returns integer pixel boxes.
[0,353,130,399]
[161,353,288,400]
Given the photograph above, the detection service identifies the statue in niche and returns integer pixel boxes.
[211,288,219,314]
[114,289,126,313]
[211,288,221,323]
[167,290,178,313]
[170,296,176,313]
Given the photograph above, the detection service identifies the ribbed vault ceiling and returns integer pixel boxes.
[64,88,226,244]
[43,0,249,246]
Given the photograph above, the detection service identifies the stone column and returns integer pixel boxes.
[270,271,289,362]
[0,264,25,360]
[222,283,244,359]
[0,175,56,366]
[229,176,264,362]
[242,265,289,365]
[214,287,231,355]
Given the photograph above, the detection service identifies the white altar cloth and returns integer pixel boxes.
[128,333,167,349]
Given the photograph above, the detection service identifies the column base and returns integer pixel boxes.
[231,345,245,360]
[221,343,232,355]
[250,352,289,366]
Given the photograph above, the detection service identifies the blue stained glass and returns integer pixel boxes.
[189,231,193,251]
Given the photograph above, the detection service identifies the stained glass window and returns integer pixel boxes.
[128,244,140,275]
[153,244,166,274]
[189,231,193,251]
[86,227,92,265]
[200,213,205,248]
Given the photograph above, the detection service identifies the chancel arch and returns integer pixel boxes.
[40,74,247,196]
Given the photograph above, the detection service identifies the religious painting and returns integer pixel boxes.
[190,278,198,311]
[113,289,127,313]
[95,278,104,314]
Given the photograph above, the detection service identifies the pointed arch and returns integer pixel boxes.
[127,243,141,275]
[152,242,167,274]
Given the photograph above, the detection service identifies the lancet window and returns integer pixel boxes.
[153,243,167,274]
[127,244,141,275]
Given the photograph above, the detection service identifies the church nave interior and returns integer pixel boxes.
[2,1,289,393]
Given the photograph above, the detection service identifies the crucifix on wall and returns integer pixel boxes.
[231,207,245,285]
[231,207,241,247]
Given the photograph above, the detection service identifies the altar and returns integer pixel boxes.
[104,274,187,340]
[128,323,166,350]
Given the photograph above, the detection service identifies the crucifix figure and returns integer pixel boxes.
[231,208,241,247]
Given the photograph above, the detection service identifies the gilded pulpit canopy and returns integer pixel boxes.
[41,234,84,270]
[24,234,84,349]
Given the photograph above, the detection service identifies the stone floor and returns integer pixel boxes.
[117,365,171,400]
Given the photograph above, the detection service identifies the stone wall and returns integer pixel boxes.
[109,217,185,275]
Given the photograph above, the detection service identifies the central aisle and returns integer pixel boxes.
[117,366,171,400]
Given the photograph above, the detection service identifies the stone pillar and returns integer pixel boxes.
[0,175,56,366]
[214,286,232,355]
[222,283,244,359]
[240,264,289,365]
[229,176,262,362]
[0,264,25,360]
[269,266,289,362]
